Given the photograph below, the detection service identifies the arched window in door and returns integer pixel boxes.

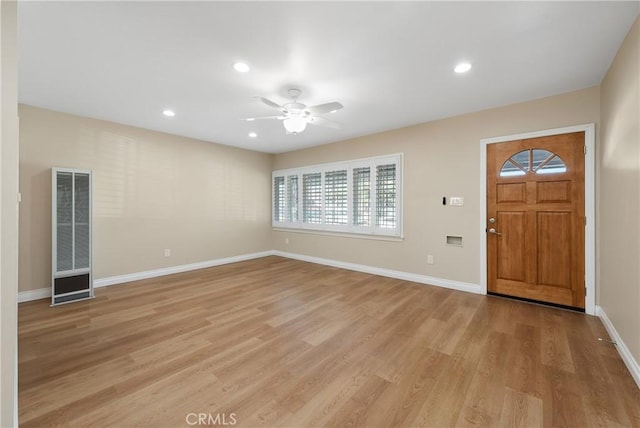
[499,148,567,177]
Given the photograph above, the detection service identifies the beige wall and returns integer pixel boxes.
[273,87,600,287]
[1,1,19,425]
[19,105,273,292]
[599,16,640,362]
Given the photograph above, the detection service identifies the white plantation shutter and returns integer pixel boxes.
[303,172,322,224]
[286,175,299,222]
[352,167,371,227]
[325,169,348,225]
[272,154,402,237]
[273,176,285,222]
[375,164,396,228]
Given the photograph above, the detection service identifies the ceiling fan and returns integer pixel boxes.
[245,88,343,135]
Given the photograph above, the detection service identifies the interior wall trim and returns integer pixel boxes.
[93,251,274,288]
[18,250,481,303]
[273,250,481,294]
[17,250,274,302]
[596,305,640,389]
[16,288,50,303]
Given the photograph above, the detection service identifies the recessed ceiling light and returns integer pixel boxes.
[246,118,255,122]
[233,62,250,73]
[162,109,175,117]
[454,62,472,73]
[248,132,257,138]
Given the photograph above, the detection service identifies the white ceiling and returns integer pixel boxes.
[18,1,639,154]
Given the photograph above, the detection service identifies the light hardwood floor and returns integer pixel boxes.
[19,256,640,427]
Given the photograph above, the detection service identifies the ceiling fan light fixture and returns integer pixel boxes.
[283,116,307,134]
[233,62,250,73]
[454,62,472,73]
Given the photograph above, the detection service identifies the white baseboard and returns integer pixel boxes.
[93,250,274,288]
[273,250,481,294]
[17,251,275,303]
[596,305,640,389]
[18,250,480,303]
[19,250,480,303]
[17,287,51,303]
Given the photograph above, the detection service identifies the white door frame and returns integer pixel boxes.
[479,123,596,315]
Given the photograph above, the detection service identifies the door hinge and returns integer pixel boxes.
[584,145,587,155]
[585,216,587,226]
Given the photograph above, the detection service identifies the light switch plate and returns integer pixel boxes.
[449,196,464,206]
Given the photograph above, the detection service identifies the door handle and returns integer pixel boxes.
[488,228,502,236]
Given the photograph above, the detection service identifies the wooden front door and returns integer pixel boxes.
[487,132,585,309]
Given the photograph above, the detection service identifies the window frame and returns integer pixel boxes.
[272,153,403,238]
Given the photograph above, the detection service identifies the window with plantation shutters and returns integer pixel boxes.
[272,154,402,237]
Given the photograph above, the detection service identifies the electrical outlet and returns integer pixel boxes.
[427,255,434,265]
[285,238,289,245]
[164,249,171,257]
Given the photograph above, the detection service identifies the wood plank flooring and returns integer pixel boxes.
[18,256,640,427]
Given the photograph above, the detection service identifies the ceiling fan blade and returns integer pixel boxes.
[307,102,343,116]
[242,115,285,121]
[308,116,342,129]
[256,97,284,111]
